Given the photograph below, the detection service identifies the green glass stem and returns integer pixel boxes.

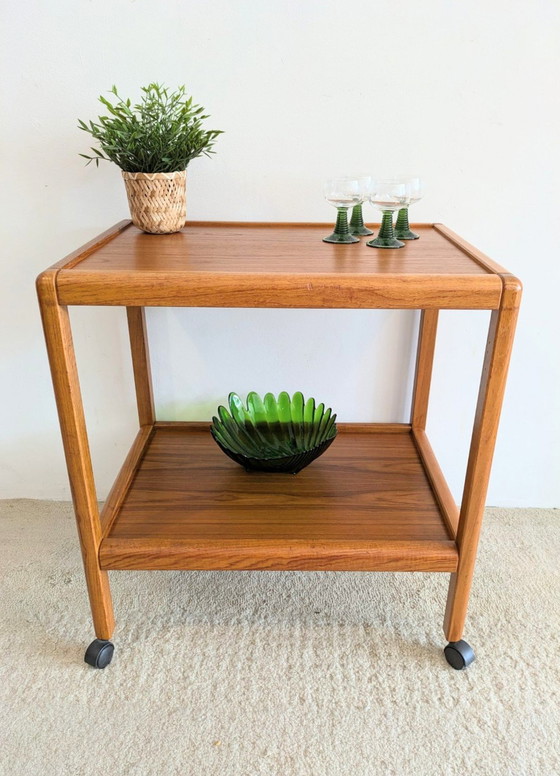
[394,207,419,240]
[335,207,350,235]
[349,203,374,236]
[366,211,405,249]
[379,211,395,239]
[323,208,359,244]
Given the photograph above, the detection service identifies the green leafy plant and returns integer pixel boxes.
[78,83,222,173]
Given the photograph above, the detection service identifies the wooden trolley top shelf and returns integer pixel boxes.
[99,424,459,573]
[43,220,512,310]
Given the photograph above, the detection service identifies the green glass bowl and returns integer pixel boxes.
[211,391,338,474]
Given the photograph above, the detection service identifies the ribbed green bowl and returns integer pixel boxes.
[211,391,338,474]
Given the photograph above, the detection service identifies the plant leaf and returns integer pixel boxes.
[78,82,223,172]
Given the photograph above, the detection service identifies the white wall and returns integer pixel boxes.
[1,0,559,506]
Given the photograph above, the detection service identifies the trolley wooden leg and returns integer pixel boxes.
[444,277,522,642]
[127,307,155,426]
[411,309,439,430]
[410,310,460,540]
[37,271,115,640]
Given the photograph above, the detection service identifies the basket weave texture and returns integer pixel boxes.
[122,170,186,234]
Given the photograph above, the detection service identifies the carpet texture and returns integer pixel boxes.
[1,499,559,776]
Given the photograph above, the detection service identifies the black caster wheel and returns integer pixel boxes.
[84,639,115,669]
[444,640,475,670]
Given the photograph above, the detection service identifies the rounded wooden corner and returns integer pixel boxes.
[36,269,58,304]
[500,274,523,308]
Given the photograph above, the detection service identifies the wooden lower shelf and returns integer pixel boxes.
[99,424,458,572]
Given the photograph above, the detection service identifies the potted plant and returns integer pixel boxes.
[78,83,222,234]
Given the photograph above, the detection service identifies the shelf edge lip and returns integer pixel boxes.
[42,220,133,273]
[100,425,154,535]
[180,220,436,229]
[432,223,509,275]
[152,421,413,434]
[99,538,458,573]
[412,428,459,539]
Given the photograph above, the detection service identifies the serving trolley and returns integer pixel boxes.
[37,221,521,669]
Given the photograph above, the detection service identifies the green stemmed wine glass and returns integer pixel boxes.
[395,177,424,240]
[349,176,374,236]
[366,180,407,249]
[323,178,361,244]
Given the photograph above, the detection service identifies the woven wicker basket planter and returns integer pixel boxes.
[122,170,187,234]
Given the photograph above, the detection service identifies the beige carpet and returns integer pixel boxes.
[1,500,559,776]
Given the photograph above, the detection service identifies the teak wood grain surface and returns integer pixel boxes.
[37,219,521,649]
